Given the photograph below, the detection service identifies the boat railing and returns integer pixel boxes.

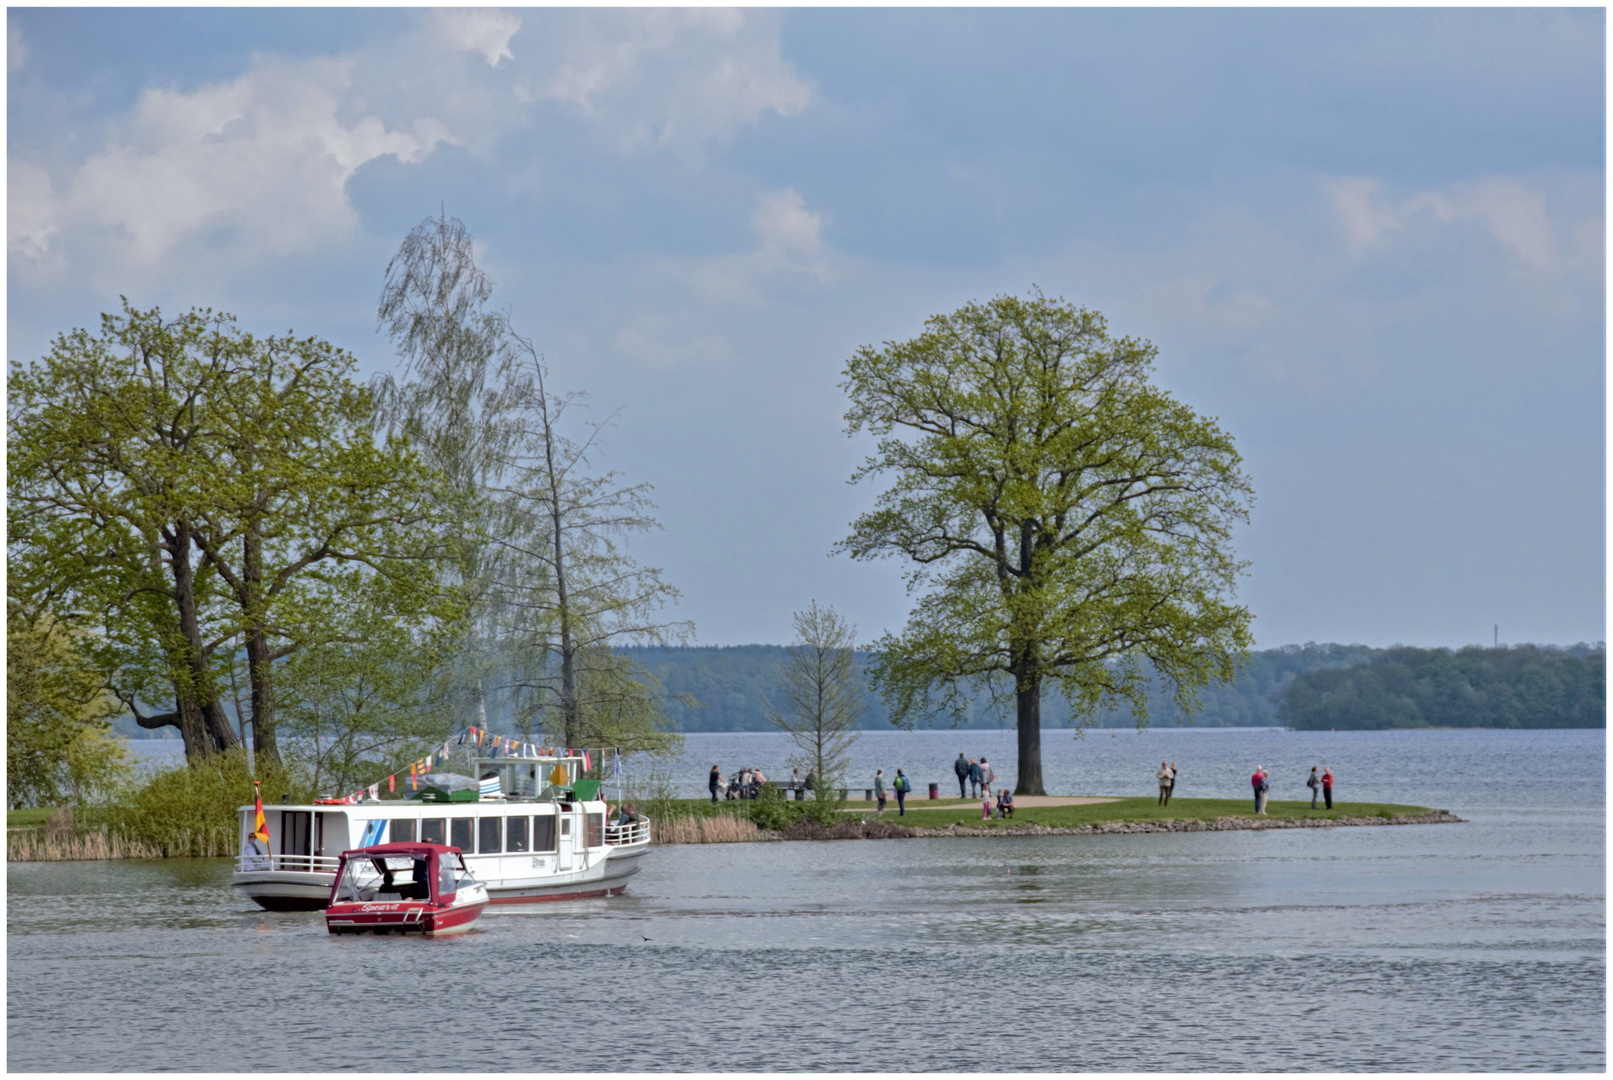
[235,853,343,874]
[603,820,651,847]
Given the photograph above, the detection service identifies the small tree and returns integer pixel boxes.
[766,602,863,801]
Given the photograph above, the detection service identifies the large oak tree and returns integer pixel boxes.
[9,303,458,765]
[839,293,1254,795]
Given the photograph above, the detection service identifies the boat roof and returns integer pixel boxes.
[340,842,461,859]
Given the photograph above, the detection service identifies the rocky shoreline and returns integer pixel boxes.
[774,810,1462,842]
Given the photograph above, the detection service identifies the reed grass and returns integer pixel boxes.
[653,813,771,844]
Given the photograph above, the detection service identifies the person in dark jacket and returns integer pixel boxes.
[954,753,970,798]
[708,765,722,804]
[1306,766,1321,810]
[893,770,911,815]
[968,758,983,798]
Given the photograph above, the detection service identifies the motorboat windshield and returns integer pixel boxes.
[334,853,431,903]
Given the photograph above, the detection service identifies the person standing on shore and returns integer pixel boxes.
[979,757,995,798]
[1167,762,1178,806]
[954,753,970,798]
[968,758,983,798]
[1306,766,1321,810]
[1250,766,1263,813]
[1157,761,1173,806]
[708,765,722,804]
[874,769,887,816]
[1257,767,1270,814]
[894,770,910,815]
[1322,766,1334,810]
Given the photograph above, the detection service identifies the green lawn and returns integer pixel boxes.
[871,795,1436,829]
[7,807,57,828]
[652,794,1437,831]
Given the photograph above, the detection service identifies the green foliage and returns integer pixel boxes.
[743,781,798,831]
[836,292,1253,791]
[110,750,312,857]
[7,606,131,809]
[1281,644,1606,730]
[8,301,461,764]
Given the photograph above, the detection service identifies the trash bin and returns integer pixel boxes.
[928,782,939,799]
[865,789,874,801]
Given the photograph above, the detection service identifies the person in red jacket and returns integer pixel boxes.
[1251,767,1263,813]
[1322,766,1334,810]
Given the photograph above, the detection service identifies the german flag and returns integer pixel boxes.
[251,781,268,840]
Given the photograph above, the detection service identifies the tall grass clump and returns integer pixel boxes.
[111,750,312,857]
[655,815,768,844]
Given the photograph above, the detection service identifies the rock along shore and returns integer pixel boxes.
[774,810,1462,842]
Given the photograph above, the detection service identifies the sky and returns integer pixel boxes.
[7,8,1605,650]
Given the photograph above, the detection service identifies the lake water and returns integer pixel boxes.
[11,728,1604,1071]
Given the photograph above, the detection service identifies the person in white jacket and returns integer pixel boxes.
[1157,761,1175,806]
[979,757,995,798]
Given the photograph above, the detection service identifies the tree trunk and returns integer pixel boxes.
[168,522,238,759]
[1013,657,1046,796]
[245,627,280,766]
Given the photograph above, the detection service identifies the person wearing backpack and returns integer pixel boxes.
[893,770,911,815]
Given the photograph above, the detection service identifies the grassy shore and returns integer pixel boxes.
[852,796,1442,829]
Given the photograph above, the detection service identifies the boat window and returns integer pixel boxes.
[506,816,529,852]
[532,815,557,853]
[437,853,456,898]
[421,818,445,845]
[586,813,603,848]
[560,816,572,837]
[450,818,473,852]
[390,819,416,843]
[478,817,501,854]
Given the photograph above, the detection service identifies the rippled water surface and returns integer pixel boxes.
[11,729,1605,1071]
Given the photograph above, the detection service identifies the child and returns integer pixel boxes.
[982,792,992,820]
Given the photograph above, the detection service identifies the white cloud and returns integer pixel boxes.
[752,188,823,256]
[8,160,57,259]
[433,8,521,68]
[540,10,811,150]
[9,22,28,69]
[13,55,452,266]
[1326,174,1569,272]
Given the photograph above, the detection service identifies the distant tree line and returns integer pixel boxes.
[1278,644,1605,730]
[615,641,1603,732]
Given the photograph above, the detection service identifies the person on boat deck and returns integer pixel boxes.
[242,829,270,870]
[376,867,400,899]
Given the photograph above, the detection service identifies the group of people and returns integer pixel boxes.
[708,765,784,802]
[871,769,914,815]
[951,754,997,798]
[1249,765,1335,813]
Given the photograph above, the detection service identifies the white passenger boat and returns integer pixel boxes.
[234,752,649,911]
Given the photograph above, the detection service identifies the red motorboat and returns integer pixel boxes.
[324,843,489,936]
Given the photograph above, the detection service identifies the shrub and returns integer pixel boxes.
[110,750,311,857]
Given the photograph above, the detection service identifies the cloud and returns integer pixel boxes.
[11,55,452,266]
[433,8,521,68]
[9,22,27,69]
[1325,174,1571,272]
[540,10,811,150]
[753,188,824,257]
